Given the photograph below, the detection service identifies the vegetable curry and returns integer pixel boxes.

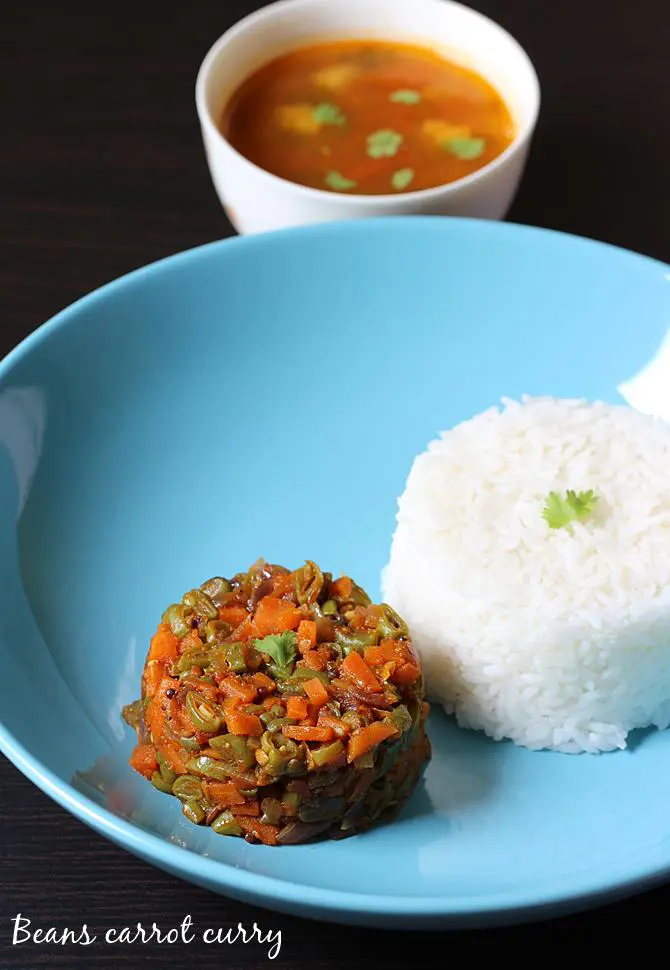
[124,560,430,845]
[221,40,515,195]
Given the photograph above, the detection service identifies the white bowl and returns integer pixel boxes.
[195,0,540,235]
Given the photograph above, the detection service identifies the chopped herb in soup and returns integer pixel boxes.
[220,40,515,195]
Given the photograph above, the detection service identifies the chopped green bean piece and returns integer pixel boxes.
[377,603,409,639]
[354,749,375,770]
[261,731,300,776]
[185,691,222,733]
[334,628,377,654]
[205,619,232,643]
[173,648,211,675]
[182,798,206,824]
[122,699,143,730]
[260,704,285,726]
[150,770,174,794]
[162,603,191,639]
[295,560,324,605]
[186,756,236,781]
[200,576,232,605]
[172,775,203,802]
[387,704,413,736]
[176,733,201,751]
[266,716,296,734]
[310,740,345,768]
[223,641,246,673]
[211,810,244,836]
[281,791,301,813]
[260,797,284,825]
[208,733,255,769]
[156,752,177,785]
[288,667,330,686]
[182,589,218,619]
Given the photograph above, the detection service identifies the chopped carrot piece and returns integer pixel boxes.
[142,692,190,773]
[148,625,179,663]
[225,710,263,736]
[286,696,309,720]
[229,614,255,643]
[155,736,189,774]
[379,638,409,660]
[219,674,258,704]
[253,595,302,636]
[301,647,328,670]
[330,576,353,599]
[204,781,246,806]
[297,620,317,652]
[376,661,397,684]
[236,817,280,844]
[222,695,242,713]
[341,651,381,692]
[303,677,330,707]
[218,605,248,627]
[248,671,276,694]
[143,661,164,697]
[348,609,366,630]
[232,800,262,817]
[363,604,384,629]
[317,711,351,736]
[272,572,295,598]
[178,629,203,654]
[129,743,157,779]
[282,724,335,742]
[302,705,319,726]
[363,645,386,666]
[392,662,421,686]
[347,721,398,763]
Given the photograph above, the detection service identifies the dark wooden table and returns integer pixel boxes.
[2,0,669,964]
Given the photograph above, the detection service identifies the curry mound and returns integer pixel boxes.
[124,560,431,845]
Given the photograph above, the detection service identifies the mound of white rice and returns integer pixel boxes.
[382,396,670,753]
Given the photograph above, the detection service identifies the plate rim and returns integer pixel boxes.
[2,215,670,926]
[0,216,668,389]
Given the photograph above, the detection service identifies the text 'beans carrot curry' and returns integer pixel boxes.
[220,40,515,195]
[124,560,431,845]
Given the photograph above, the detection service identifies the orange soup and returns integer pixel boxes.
[221,40,515,196]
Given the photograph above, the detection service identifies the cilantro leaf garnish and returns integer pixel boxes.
[324,170,357,191]
[366,129,404,159]
[312,102,347,126]
[391,167,415,191]
[390,89,422,105]
[444,136,486,160]
[542,490,599,530]
[253,631,297,678]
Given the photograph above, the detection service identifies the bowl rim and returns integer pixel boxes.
[2,217,670,926]
[194,0,542,205]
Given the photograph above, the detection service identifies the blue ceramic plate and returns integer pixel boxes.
[2,218,670,929]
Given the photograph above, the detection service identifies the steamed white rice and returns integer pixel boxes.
[382,396,670,753]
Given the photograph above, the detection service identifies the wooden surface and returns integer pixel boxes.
[1,0,669,963]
